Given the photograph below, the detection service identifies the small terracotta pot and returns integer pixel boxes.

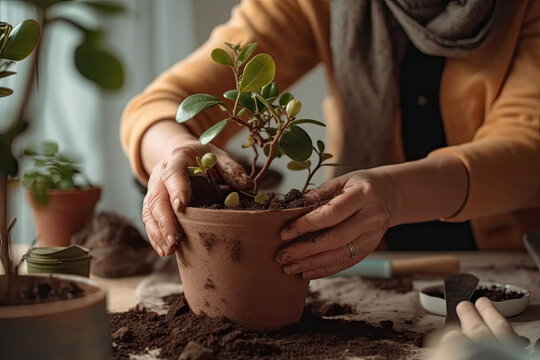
[176,206,311,330]
[27,187,101,247]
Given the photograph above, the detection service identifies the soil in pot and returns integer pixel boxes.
[0,275,85,306]
[424,285,526,302]
[109,292,426,360]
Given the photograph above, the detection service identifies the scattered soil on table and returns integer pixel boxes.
[0,277,84,306]
[365,277,414,294]
[306,290,355,317]
[424,285,526,302]
[109,293,425,360]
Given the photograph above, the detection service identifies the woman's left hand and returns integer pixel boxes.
[276,169,397,280]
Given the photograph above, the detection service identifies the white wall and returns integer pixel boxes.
[3,0,329,244]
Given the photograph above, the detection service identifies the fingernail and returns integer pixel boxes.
[303,271,314,280]
[283,263,299,274]
[173,198,181,212]
[160,245,169,257]
[167,234,176,247]
[276,252,290,264]
[280,228,294,241]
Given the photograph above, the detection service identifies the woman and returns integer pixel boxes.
[121,0,539,280]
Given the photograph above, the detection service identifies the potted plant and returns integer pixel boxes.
[174,42,345,330]
[0,2,125,359]
[23,140,101,247]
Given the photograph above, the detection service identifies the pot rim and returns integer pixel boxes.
[182,204,314,216]
[27,186,102,196]
[0,273,106,318]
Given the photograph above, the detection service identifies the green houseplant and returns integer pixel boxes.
[173,42,345,330]
[23,141,101,247]
[0,2,125,359]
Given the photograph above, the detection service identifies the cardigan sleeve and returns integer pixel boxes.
[429,0,540,222]
[120,0,322,183]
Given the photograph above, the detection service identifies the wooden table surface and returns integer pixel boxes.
[7,246,540,357]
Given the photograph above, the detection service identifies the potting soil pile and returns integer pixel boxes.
[109,260,430,360]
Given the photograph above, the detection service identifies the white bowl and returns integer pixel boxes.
[419,281,530,318]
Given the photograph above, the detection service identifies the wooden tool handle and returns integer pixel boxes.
[392,255,460,277]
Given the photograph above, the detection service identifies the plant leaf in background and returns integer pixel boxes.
[0,71,16,79]
[176,94,223,123]
[239,53,275,93]
[79,1,126,14]
[199,119,228,145]
[0,19,41,61]
[74,42,124,89]
[0,87,13,97]
[0,121,29,176]
[278,125,313,162]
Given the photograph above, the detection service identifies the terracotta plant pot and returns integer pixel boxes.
[27,187,101,247]
[0,274,110,359]
[176,206,311,330]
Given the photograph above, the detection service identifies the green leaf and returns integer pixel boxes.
[239,53,275,93]
[263,143,283,159]
[74,42,124,89]
[80,1,126,14]
[199,119,228,145]
[176,94,223,123]
[223,90,254,112]
[321,153,333,161]
[224,192,240,208]
[254,192,269,204]
[0,71,16,79]
[23,147,37,156]
[224,42,238,51]
[261,83,278,100]
[41,141,58,155]
[0,87,13,97]
[289,119,325,127]
[278,125,313,162]
[253,93,281,124]
[0,19,41,61]
[237,42,257,65]
[211,48,233,66]
[278,92,294,106]
[287,160,311,171]
[264,127,277,136]
[316,140,325,153]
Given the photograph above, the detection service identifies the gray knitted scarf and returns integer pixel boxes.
[331,0,506,174]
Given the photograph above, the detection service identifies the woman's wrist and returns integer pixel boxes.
[141,120,198,174]
[368,155,468,227]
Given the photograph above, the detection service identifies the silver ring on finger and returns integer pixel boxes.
[348,242,356,258]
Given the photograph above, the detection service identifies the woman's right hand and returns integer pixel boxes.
[142,140,253,257]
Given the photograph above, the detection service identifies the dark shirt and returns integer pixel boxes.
[384,41,476,251]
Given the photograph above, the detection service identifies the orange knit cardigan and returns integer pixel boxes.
[121,0,540,249]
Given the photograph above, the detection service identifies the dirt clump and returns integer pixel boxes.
[109,293,425,360]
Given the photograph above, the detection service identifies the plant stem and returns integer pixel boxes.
[0,175,11,276]
[252,117,292,193]
[301,151,323,194]
[249,145,258,178]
